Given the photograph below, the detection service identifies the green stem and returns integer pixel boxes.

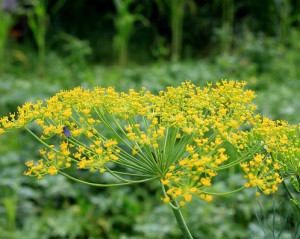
[59,171,156,187]
[202,185,245,196]
[170,199,193,239]
[162,184,193,238]
[25,127,48,147]
[282,179,300,212]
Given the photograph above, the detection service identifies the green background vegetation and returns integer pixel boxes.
[0,0,300,238]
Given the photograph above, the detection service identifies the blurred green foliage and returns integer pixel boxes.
[113,0,148,65]
[0,10,12,70]
[0,0,300,238]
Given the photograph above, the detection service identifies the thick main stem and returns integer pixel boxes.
[170,199,193,239]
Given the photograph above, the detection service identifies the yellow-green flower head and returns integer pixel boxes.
[1,80,299,205]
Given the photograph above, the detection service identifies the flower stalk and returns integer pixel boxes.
[171,199,193,239]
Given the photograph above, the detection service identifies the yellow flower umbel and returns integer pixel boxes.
[1,80,299,208]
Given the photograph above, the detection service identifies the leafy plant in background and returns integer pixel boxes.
[1,80,299,238]
[50,33,92,84]
[274,0,293,44]
[113,0,148,65]
[151,35,170,62]
[213,0,234,54]
[0,8,13,71]
[26,0,67,71]
[158,0,196,61]
[169,0,186,62]
[26,0,48,71]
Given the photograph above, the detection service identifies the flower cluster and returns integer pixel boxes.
[1,80,299,206]
[240,117,300,196]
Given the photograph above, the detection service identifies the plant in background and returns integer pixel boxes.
[151,35,170,62]
[50,33,92,84]
[274,0,293,44]
[213,0,234,54]
[0,80,299,238]
[0,8,13,71]
[0,185,18,234]
[113,0,148,65]
[169,0,185,62]
[158,0,196,61]
[26,0,48,70]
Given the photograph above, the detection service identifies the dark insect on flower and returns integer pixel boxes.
[63,126,71,138]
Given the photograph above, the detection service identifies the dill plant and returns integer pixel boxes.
[1,80,299,238]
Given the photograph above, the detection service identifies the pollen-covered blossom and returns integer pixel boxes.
[240,118,300,196]
[241,154,283,195]
[0,80,299,206]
